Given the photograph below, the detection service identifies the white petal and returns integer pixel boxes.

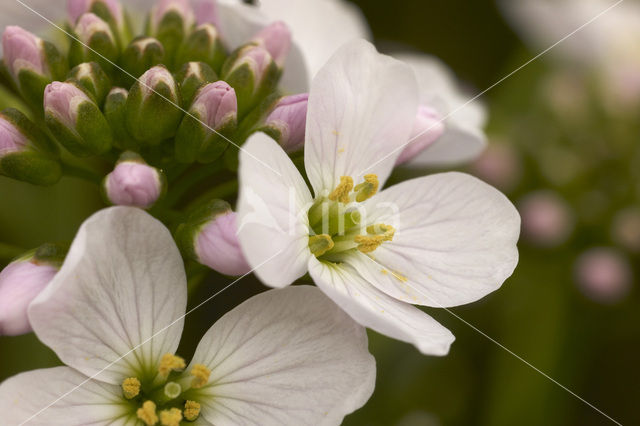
[395,53,488,166]
[28,207,187,384]
[217,1,309,93]
[308,257,454,356]
[237,133,313,287]
[257,0,371,79]
[0,366,132,425]
[357,172,520,307]
[305,39,419,195]
[188,285,376,426]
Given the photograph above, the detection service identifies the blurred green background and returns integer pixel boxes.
[1,0,638,425]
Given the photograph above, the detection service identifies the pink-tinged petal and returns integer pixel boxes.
[104,161,164,209]
[188,286,376,425]
[195,211,252,276]
[237,133,313,287]
[309,257,455,356]
[354,172,520,308]
[305,39,418,195]
[1,25,46,77]
[396,105,445,165]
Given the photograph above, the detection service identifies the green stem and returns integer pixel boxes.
[165,162,225,207]
[0,242,26,262]
[185,179,238,212]
[60,159,102,184]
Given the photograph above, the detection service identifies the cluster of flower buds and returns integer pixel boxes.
[0,243,67,335]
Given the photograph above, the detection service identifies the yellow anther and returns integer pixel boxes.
[190,364,211,389]
[328,176,354,203]
[137,400,159,426]
[184,400,201,421]
[366,224,395,241]
[158,353,186,377]
[354,174,379,202]
[121,377,141,399]
[354,235,386,253]
[309,234,334,257]
[159,408,183,426]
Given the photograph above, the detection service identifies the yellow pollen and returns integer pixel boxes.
[159,408,183,426]
[158,353,186,377]
[184,400,201,421]
[309,234,334,257]
[328,176,353,203]
[190,364,211,389]
[366,224,395,241]
[354,235,386,253]
[121,377,141,399]
[137,400,159,425]
[354,174,379,202]
[391,270,408,282]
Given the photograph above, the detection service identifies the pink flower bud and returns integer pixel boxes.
[611,207,640,253]
[1,26,46,78]
[44,81,91,129]
[264,93,308,152]
[194,0,219,27]
[104,160,164,208]
[519,191,574,247]
[68,0,123,25]
[75,13,115,44]
[195,211,251,276]
[574,248,632,304]
[471,142,522,192]
[0,116,28,158]
[232,45,272,82]
[0,259,57,335]
[192,81,237,129]
[395,105,445,165]
[251,21,292,68]
[153,0,195,30]
[138,65,178,99]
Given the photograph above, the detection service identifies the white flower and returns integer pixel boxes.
[0,207,375,425]
[237,40,521,356]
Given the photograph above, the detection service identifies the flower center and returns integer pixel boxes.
[307,174,394,260]
[120,352,211,425]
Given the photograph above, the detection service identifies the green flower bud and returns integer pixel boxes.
[175,23,226,73]
[221,45,280,117]
[174,61,217,107]
[104,87,136,150]
[44,81,112,156]
[68,0,131,48]
[69,13,119,73]
[149,0,195,69]
[125,65,183,145]
[67,62,111,106]
[175,81,236,163]
[0,108,61,186]
[119,37,165,84]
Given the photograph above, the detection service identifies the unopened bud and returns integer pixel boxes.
[0,108,61,185]
[519,191,573,248]
[69,13,118,72]
[1,26,66,107]
[194,0,219,26]
[250,21,291,68]
[0,243,66,336]
[67,61,111,106]
[175,23,226,73]
[68,0,124,26]
[44,81,113,156]
[175,81,236,163]
[150,0,195,68]
[120,37,165,82]
[222,45,279,116]
[103,152,166,208]
[104,87,136,150]
[574,248,632,304]
[175,199,250,276]
[259,93,307,152]
[174,61,218,107]
[396,105,445,165]
[125,65,183,144]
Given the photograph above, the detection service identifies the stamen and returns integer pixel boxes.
[184,400,201,421]
[137,400,159,425]
[159,408,183,426]
[354,174,379,202]
[158,353,186,377]
[122,377,141,399]
[328,176,354,203]
[164,381,182,400]
[190,364,211,389]
[353,235,386,253]
[309,234,334,257]
[366,224,395,241]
